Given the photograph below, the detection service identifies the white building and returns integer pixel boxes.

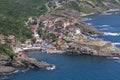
[34,30,39,38]
[75,29,81,34]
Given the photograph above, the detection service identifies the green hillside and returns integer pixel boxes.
[0,0,120,57]
[0,0,49,57]
[0,0,50,41]
[61,0,120,13]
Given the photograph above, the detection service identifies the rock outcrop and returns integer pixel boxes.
[0,55,52,75]
[12,56,52,69]
[64,34,120,57]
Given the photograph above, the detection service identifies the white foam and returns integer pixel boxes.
[87,23,92,25]
[13,70,19,73]
[115,60,120,63]
[99,25,110,27]
[21,68,29,73]
[112,43,120,46]
[100,27,114,31]
[115,12,119,14]
[100,12,112,15]
[107,57,120,60]
[104,32,120,36]
[0,76,8,80]
[82,18,92,21]
[46,65,56,70]
[100,28,109,31]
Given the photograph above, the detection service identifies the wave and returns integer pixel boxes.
[115,12,119,14]
[46,65,56,70]
[112,43,120,46]
[103,32,120,36]
[107,57,120,60]
[13,70,19,73]
[0,76,8,80]
[86,23,92,25]
[21,68,29,73]
[100,28,109,31]
[115,59,120,63]
[82,18,92,21]
[100,12,113,15]
[100,27,114,31]
[99,25,110,27]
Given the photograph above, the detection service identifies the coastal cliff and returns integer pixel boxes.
[64,33,120,57]
[0,0,120,76]
[0,55,52,75]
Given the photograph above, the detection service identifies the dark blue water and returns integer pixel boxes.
[83,11,120,48]
[1,11,120,80]
[2,51,120,80]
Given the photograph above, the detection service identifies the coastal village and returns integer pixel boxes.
[1,9,120,57]
[1,0,120,76]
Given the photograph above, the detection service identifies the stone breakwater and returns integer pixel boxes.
[0,55,52,76]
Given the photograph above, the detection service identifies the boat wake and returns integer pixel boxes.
[103,32,120,36]
[46,65,56,70]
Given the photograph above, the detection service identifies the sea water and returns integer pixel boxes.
[83,11,120,48]
[1,11,120,80]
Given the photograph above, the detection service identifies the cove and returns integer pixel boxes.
[1,11,120,80]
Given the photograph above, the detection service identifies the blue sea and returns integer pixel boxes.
[1,11,120,80]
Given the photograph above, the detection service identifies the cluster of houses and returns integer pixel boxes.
[22,16,83,52]
[0,34,16,45]
[1,15,111,56]
[0,16,94,55]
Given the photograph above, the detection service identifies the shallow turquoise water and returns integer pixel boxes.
[1,11,120,80]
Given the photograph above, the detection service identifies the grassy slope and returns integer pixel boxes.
[0,0,50,40]
[0,0,120,57]
[62,0,120,13]
[0,0,49,57]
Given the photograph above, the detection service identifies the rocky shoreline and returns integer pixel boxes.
[80,9,120,17]
[0,55,52,76]
[1,9,120,77]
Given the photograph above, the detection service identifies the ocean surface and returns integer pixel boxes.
[83,11,120,48]
[1,11,120,80]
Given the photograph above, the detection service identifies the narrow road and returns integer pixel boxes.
[45,2,51,12]
[55,0,60,9]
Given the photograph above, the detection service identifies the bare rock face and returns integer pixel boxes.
[12,57,52,69]
[0,55,16,75]
[0,66,16,75]
[76,23,103,36]
[64,33,120,57]
[0,55,52,76]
